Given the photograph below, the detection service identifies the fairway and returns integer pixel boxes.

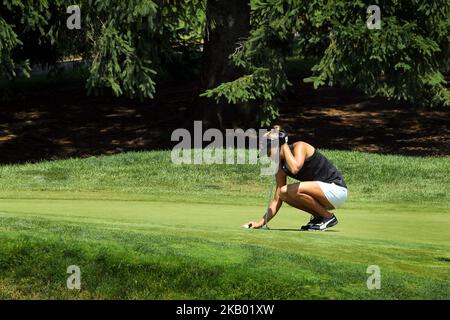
[0,150,449,299]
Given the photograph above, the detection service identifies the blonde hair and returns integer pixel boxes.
[272,125,282,131]
[263,125,285,140]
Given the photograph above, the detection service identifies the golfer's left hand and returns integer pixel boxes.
[279,131,288,145]
[244,221,262,229]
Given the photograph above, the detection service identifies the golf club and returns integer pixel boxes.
[261,173,275,230]
[242,174,275,230]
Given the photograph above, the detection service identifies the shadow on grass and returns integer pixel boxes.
[267,228,340,233]
[1,69,450,164]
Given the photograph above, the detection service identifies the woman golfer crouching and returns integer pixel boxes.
[245,126,348,231]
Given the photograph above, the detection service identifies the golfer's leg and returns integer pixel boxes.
[280,188,317,216]
[297,181,334,210]
[283,183,333,218]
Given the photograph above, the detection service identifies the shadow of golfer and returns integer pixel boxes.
[268,228,340,233]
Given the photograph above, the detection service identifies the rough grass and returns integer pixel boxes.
[0,149,448,205]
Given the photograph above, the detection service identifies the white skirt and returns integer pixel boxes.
[317,181,348,209]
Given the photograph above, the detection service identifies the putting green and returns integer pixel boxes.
[0,194,449,299]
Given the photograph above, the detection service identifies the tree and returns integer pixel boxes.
[198,0,252,129]
[0,0,60,78]
[0,0,205,100]
[83,0,206,100]
[1,1,449,127]
[203,0,450,126]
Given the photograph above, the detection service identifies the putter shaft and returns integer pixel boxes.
[263,174,275,229]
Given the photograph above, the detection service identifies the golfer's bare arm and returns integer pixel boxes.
[281,142,307,175]
[258,169,286,226]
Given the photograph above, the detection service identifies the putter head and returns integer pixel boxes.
[259,225,270,230]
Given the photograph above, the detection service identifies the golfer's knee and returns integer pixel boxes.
[287,184,301,198]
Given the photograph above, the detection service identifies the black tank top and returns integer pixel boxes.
[281,145,347,188]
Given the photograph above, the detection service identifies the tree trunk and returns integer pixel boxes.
[197,0,253,129]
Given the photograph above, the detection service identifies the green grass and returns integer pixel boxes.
[0,150,449,299]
